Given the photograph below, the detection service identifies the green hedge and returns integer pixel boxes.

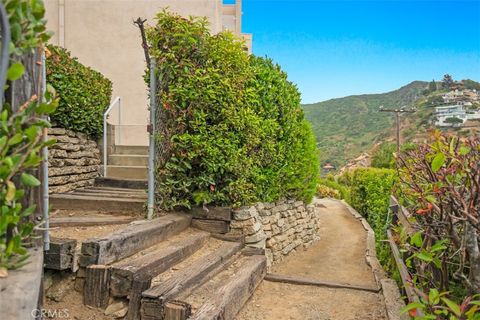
[46,45,112,138]
[347,168,397,266]
[147,11,319,209]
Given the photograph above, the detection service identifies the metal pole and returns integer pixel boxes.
[0,3,11,110]
[118,98,122,145]
[41,52,50,251]
[103,111,108,177]
[395,112,400,154]
[147,60,156,220]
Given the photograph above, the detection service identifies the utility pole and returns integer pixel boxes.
[379,106,416,154]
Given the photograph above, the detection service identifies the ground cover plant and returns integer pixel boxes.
[146,10,319,210]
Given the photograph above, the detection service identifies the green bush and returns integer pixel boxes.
[347,168,397,266]
[318,177,350,202]
[147,11,319,209]
[46,45,112,138]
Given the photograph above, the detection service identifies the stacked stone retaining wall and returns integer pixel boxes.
[230,198,322,266]
[48,128,100,194]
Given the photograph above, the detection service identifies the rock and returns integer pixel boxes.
[49,127,67,135]
[245,232,266,244]
[105,301,127,316]
[112,307,128,318]
[232,207,256,221]
[271,204,288,213]
[46,274,74,302]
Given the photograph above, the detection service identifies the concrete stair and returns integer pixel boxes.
[106,145,148,180]
[76,214,266,320]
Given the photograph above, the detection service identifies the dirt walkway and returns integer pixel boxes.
[237,198,387,320]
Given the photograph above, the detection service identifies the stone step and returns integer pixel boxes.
[141,240,242,320]
[163,254,267,320]
[50,193,145,213]
[107,165,148,180]
[114,145,149,155]
[110,230,210,319]
[79,213,191,266]
[108,154,148,166]
[95,177,147,190]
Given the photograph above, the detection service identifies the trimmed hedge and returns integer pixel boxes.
[46,45,112,138]
[347,168,397,266]
[147,11,319,209]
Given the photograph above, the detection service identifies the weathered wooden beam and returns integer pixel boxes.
[83,265,111,309]
[187,255,267,320]
[141,241,242,320]
[387,229,424,317]
[164,301,191,320]
[44,238,77,270]
[191,219,229,234]
[188,207,232,221]
[110,231,209,297]
[264,273,379,293]
[79,214,191,266]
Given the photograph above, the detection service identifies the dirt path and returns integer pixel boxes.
[237,198,387,320]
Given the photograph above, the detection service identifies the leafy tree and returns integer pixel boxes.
[428,79,437,92]
[442,74,454,90]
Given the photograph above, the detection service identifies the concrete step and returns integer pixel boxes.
[79,213,192,266]
[109,154,148,166]
[95,177,147,189]
[163,254,267,320]
[114,145,149,155]
[141,240,243,320]
[107,165,148,180]
[50,192,146,213]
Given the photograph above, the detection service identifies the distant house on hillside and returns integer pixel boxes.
[434,105,480,127]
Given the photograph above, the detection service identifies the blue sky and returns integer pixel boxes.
[236,0,480,103]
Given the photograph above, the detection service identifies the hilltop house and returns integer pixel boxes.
[44,0,251,179]
[434,105,480,127]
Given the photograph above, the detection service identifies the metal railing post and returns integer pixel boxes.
[41,52,50,251]
[103,96,121,177]
[147,60,156,220]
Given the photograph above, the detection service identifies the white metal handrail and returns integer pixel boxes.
[103,96,121,177]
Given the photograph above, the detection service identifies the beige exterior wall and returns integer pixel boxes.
[45,0,251,146]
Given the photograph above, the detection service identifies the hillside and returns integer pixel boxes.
[302,81,428,167]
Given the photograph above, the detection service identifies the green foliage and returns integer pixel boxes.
[316,184,340,199]
[303,81,428,167]
[428,79,437,93]
[317,177,350,202]
[147,11,319,210]
[371,142,396,168]
[1,0,58,270]
[346,168,397,266]
[463,79,480,91]
[401,291,480,319]
[397,131,480,296]
[46,45,112,138]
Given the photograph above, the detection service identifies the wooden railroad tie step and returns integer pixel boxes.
[163,255,267,320]
[79,214,191,267]
[141,241,243,320]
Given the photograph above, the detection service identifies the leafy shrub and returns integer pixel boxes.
[397,131,480,297]
[1,0,58,270]
[316,184,340,199]
[371,142,396,169]
[147,11,319,209]
[318,177,350,201]
[347,168,397,265]
[46,45,112,138]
